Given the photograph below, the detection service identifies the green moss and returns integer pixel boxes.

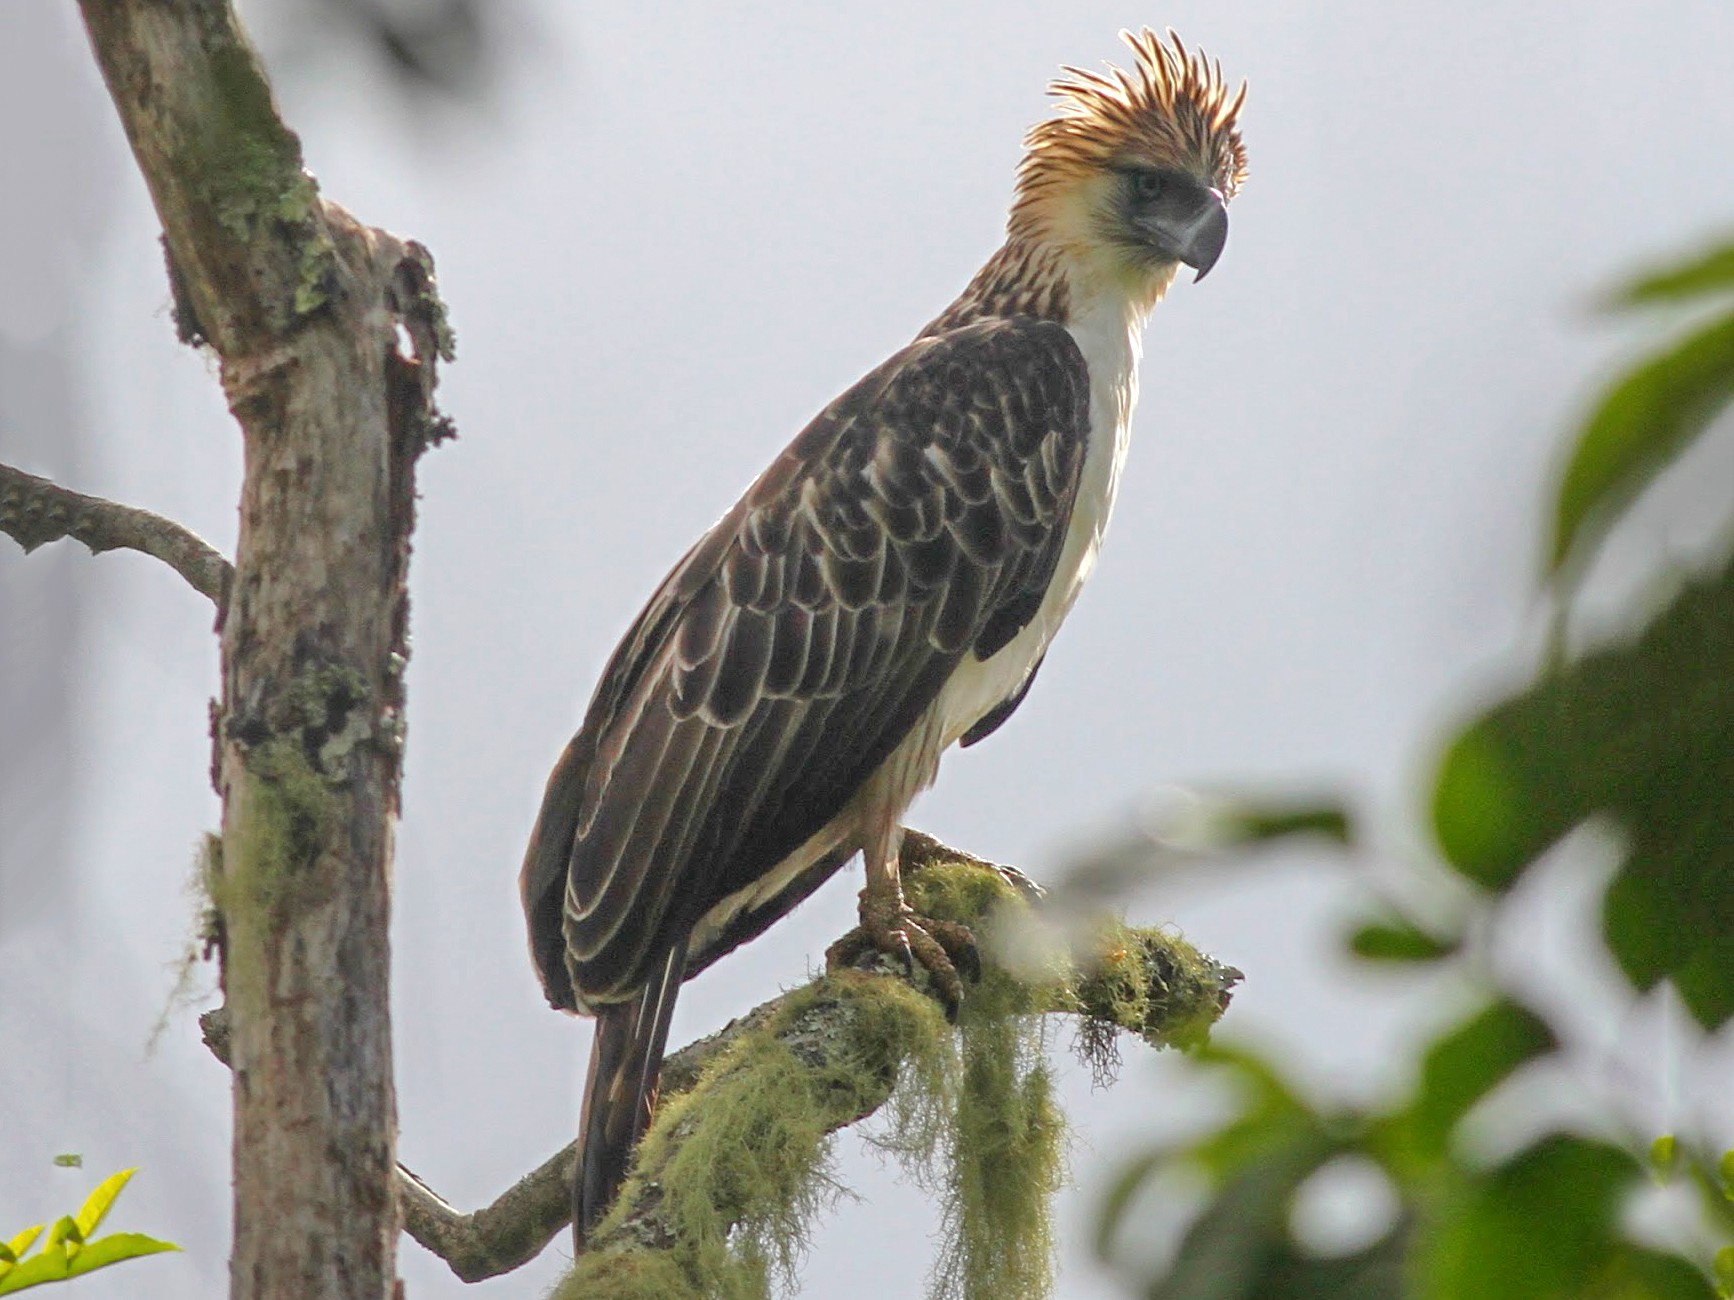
[208,662,376,984]
[552,1249,700,1300]
[200,41,306,240]
[564,975,951,1300]
[195,830,224,944]
[1070,920,1233,1086]
[188,37,340,323]
[292,218,339,316]
[905,857,1024,929]
[939,978,1065,1300]
[276,662,373,777]
[560,850,1233,1299]
[219,740,335,923]
[893,861,1066,1300]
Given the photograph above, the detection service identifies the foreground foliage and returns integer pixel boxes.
[0,1170,177,1294]
[1097,232,1734,1298]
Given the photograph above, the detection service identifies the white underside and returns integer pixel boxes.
[689,296,1144,956]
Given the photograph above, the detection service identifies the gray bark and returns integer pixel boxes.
[73,4,452,1297]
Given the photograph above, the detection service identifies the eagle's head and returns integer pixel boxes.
[1012,29,1247,304]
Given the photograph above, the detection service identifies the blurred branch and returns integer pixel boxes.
[201,839,1239,1284]
[0,462,233,608]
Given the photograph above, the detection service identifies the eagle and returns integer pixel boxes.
[521,28,1247,1245]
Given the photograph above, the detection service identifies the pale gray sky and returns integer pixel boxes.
[4,3,1733,1297]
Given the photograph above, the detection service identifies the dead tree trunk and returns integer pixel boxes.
[75,4,451,1297]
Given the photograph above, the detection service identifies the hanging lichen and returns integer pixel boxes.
[557,973,953,1300]
[553,850,1236,1300]
[888,860,1067,1300]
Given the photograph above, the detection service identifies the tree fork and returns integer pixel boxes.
[76,4,452,1297]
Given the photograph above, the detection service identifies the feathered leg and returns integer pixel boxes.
[573,941,688,1248]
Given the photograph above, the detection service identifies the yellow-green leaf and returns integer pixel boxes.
[0,1228,39,1268]
[75,1169,135,1239]
[42,1220,78,1251]
[65,1233,179,1279]
[0,1242,69,1295]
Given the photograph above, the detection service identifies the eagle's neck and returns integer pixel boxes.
[920,230,1173,339]
[921,237,1071,336]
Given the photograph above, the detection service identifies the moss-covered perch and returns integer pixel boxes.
[195,834,1234,1291]
[560,844,1234,1300]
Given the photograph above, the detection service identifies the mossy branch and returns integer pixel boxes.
[0,462,234,609]
[198,839,1233,1287]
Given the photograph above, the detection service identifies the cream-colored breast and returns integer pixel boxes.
[932,296,1143,750]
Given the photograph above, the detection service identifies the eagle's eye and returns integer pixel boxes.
[1131,170,1166,203]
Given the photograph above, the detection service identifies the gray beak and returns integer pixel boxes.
[1144,184,1229,282]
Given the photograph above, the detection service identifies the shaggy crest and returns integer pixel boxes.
[1015,28,1248,216]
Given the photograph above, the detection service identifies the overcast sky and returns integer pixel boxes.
[4,3,1733,1297]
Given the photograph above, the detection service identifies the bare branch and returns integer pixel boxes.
[0,461,234,608]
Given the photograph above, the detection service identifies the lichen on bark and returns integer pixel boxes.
[553,852,1236,1300]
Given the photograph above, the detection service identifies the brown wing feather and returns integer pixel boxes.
[521,316,1091,1011]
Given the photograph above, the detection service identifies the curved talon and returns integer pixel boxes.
[830,887,979,1020]
[927,918,981,983]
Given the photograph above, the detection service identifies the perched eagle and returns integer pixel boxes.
[522,28,1247,1244]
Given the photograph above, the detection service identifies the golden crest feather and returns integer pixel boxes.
[1017,27,1247,208]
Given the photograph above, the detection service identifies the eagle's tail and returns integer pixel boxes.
[574,941,688,1246]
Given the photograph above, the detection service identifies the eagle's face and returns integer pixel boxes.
[1106,161,1229,282]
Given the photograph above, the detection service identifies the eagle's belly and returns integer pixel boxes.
[934,305,1138,750]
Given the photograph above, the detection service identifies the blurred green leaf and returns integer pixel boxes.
[1653,1134,1682,1180]
[1215,802,1354,849]
[1433,554,1734,1028]
[1550,310,1734,576]
[1095,1149,1170,1263]
[1415,1134,1653,1300]
[1405,999,1556,1162]
[48,1157,79,1171]
[1181,1046,1330,1183]
[1715,1245,1734,1298]
[1593,1248,1721,1300]
[1347,918,1458,964]
[1431,724,1532,889]
[1615,241,1734,306]
[1109,1127,1396,1300]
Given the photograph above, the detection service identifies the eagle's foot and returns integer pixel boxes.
[827,888,980,1020]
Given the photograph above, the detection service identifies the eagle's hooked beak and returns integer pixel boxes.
[1142,183,1229,282]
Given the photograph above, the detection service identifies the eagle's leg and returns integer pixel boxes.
[827,822,980,1018]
